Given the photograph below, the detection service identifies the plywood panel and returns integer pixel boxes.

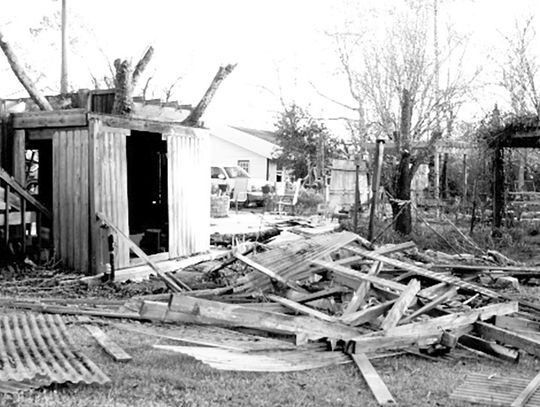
[52,128,90,272]
[167,126,210,258]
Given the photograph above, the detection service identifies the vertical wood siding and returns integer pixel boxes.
[91,123,130,270]
[167,127,210,258]
[52,128,89,272]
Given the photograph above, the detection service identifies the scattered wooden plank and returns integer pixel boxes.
[340,300,396,326]
[311,260,408,293]
[266,294,335,322]
[510,370,540,407]
[352,331,443,353]
[380,279,420,331]
[294,286,348,303]
[234,252,305,292]
[342,261,382,317]
[351,353,397,406]
[84,325,132,362]
[458,334,520,362]
[167,294,364,341]
[496,315,540,333]
[346,246,500,298]
[400,286,458,325]
[386,302,518,337]
[96,211,188,292]
[476,321,540,357]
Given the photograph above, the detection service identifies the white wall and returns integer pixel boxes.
[210,134,269,180]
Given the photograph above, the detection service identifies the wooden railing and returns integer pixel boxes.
[0,167,51,252]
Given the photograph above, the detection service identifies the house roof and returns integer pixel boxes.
[229,126,277,144]
[210,125,279,159]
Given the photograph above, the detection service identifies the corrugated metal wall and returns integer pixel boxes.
[52,128,89,271]
[92,124,130,269]
[167,126,210,257]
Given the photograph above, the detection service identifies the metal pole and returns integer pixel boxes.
[60,0,68,93]
[368,138,385,241]
[353,155,360,232]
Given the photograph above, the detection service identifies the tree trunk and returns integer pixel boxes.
[112,59,134,115]
[181,64,237,127]
[392,151,412,235]
[0,30,53,111]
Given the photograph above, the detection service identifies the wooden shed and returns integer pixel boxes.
[7,108,210,274]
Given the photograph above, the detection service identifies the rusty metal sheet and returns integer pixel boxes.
[0,313,110,392]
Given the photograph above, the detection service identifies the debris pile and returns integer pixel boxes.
[2,225,540,405]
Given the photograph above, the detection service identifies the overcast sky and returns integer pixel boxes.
[1,0,540,132]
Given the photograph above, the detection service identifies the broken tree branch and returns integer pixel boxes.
[132,46,154,88]
[182,63,237,127]
[0,29,53,111]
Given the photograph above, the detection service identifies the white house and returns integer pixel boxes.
[209,125,281,182]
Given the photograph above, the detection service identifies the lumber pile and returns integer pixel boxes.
[2,228,540,404]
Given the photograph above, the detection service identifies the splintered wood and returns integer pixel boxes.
[4,227,540,405]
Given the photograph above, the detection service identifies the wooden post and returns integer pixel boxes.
[12,130,25,184]
[3,184,9,248]
[368,138,385,241]
[434,149,440,199]
[493,144,504,233]
[462,153,467,205]
[353,155,360,233]
[441,152,449,199]
[60,0,68,94]
[20,197,26,253]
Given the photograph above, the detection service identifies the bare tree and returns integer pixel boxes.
[329,1,472,234]
[499,16,540,116]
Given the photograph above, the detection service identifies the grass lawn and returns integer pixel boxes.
[1,319,539,407]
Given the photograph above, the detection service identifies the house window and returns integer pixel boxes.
[238,160,250,173]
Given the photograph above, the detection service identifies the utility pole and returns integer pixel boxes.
[60,0,68,94]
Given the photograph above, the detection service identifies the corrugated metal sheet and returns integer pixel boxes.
[89,91,115,114]
[451,373,540,406]
[53,128,89,271]
[93,124,130,269]
[167,126,210,258]
[235,231,359,292]
[0,313,110,391]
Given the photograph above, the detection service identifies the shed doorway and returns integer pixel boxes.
[126,131,168,256]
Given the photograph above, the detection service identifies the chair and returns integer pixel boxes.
[232,177,249,212]
[274,179,302,215]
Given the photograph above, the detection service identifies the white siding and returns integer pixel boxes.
[210,135,269,180]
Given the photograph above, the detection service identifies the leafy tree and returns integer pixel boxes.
[273,104,340,182]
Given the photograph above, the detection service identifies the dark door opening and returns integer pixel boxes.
[126,131,168,256]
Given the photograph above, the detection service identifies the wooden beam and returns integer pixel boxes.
[311,259,408,293]
[385,302,518,337]
[266,294,335,322]
[12,109,87,129]
[340,300,396,326]
[96,211,188,292]
[458,334,519,362]
[400,286,457,325]
[342,261,382,317]
[380,279,420,330]
[84,324,132,362]
[346,246,500,298]
[351,353,396,406]
[168,294,364,341]
[476,321,540,357]
[89,113,202,135]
